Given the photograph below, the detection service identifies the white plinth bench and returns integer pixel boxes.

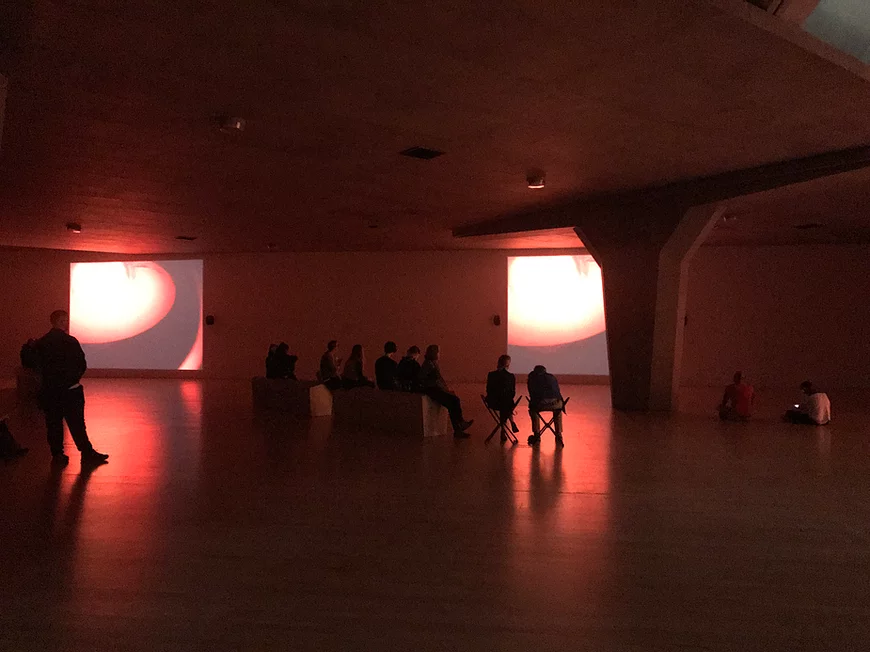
[251,378,333,417]
[332,387,449,437]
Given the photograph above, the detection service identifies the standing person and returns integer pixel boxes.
[396,346,422,392]
[318,340,343,390]
[486,354,520,439]
[784,381,831,425]
[527,365,564,447]
[36,310,108,465]
[342,344,375,388]
[718,371,754,421]
[419,344,473,438]
[375,341,399,390]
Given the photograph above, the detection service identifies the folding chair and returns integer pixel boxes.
[482,395,522,445]
[527,396,570,446]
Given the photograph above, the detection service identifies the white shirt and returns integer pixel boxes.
[803,392,831,425]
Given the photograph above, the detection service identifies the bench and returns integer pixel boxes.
[251,377,333,417]
[332,387,449,437]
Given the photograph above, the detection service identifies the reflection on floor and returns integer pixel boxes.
[1,380,869,650]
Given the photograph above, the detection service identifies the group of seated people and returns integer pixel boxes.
[485,355,566,447]
[718,371,832,425]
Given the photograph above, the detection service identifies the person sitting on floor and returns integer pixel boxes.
[486,354,520,439]
[719,371,754,421]
[419,344,473,438]
[527,364,564,447]
[270,342,298,380]
[318,340,343,390]
[342,344,375,388]
[784,381,831,425]
[396,346,422,392]
[375,341,399,390]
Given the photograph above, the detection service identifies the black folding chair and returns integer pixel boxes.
[482,395,522,445]
[527,396,570,445]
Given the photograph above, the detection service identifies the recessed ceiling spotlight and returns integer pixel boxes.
[526,169,545,189]
[400,146,444,160]
[175,235,197,241]
[216,115,246,133]
[66,222,82,234]
[367,221,379,229]
[266,243,277,251]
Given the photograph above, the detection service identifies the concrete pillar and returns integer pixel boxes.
[574,203,724,411]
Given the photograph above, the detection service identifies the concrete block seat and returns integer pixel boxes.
[332,387,450,437]
[251,377,333,417]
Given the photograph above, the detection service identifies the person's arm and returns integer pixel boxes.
[508,373,516,399]
[72,337,87,383]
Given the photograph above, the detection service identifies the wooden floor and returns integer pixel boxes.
[1,380,869,651]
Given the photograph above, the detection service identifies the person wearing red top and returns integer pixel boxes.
[719,371,754,421]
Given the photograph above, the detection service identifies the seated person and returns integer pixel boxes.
[419,344,473,438]
[270,342,298,380]
[341,344,375,388]
[784,381,831,425]
[0,417,28,459]
[486,354,520,437]
[719,371,754,421]
[265,344,279,378]
[375,341,399,390]
[396,346,422,392]
[318,340,343,390]
[527,365,564,446]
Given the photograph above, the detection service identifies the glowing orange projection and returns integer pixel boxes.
[70,262,176,344]
[507,255,606,347]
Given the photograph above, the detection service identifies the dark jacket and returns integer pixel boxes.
[486,368,516,408]
[342,357,367,384]
[36,328,86,393]
[396,356,422,392]
[319,351,339,381]
[419,360,449,393]
[374,355,398,390]
[268,351,297,380]
[527,369,562,405]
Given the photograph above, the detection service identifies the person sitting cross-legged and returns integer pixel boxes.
[784,381,831,425]
[486,354,520,441]
[419,344,473,438]
[719,371,754,421]
[527,365,564,447]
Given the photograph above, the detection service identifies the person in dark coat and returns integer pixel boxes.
[341,344,375,388]
[486,354,520,437]
[374,341,399,390]
[419,344,473,438]
[396,346,422,392]
[35,310,108,465]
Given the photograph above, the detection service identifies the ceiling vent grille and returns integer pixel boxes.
[400,146,444,160]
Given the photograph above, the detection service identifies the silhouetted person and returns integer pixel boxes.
[784,381,831,425]
[527,365,564,446]
[396,346,422,392]
[342,344,375,388]
[419,344,473,437]
[719,371,754,421]
[265,343,279,378]
[486,354,519,439]
[268,342,297,380]
[35,310,108,465]
[319,340,343,390]
[375,341,399,390]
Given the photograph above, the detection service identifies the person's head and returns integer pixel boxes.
[800,380,814,395]
[733,371,743,384]
[277,342,289,354]
[268,343,278,354]
[424,344,439,362]
[406,345,421,360]
[384,341,397,356]
[351,344,364,360]
[50,310,70,332]
[532,364,547,375]
[327,340,338,352]
[497,354,511,370]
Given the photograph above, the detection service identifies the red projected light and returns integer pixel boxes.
[508,255,605,347]
[70,262,176,344]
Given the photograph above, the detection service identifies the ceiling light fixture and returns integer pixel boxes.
[66,222,82,234]
[216,115,246,134]
[526,169,545,189]
[175,235,197,241]
[400,146,444,160]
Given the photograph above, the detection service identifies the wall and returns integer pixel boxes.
[0,248,556,383]
[682,244,870,389]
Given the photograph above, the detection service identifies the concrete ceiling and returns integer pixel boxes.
[1,0,869,254]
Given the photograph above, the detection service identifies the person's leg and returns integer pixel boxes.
[427,389,466,430]
[553,410,563,437]
[43,397,66,457]
[63,387,95,454]
[529,409,542,438]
